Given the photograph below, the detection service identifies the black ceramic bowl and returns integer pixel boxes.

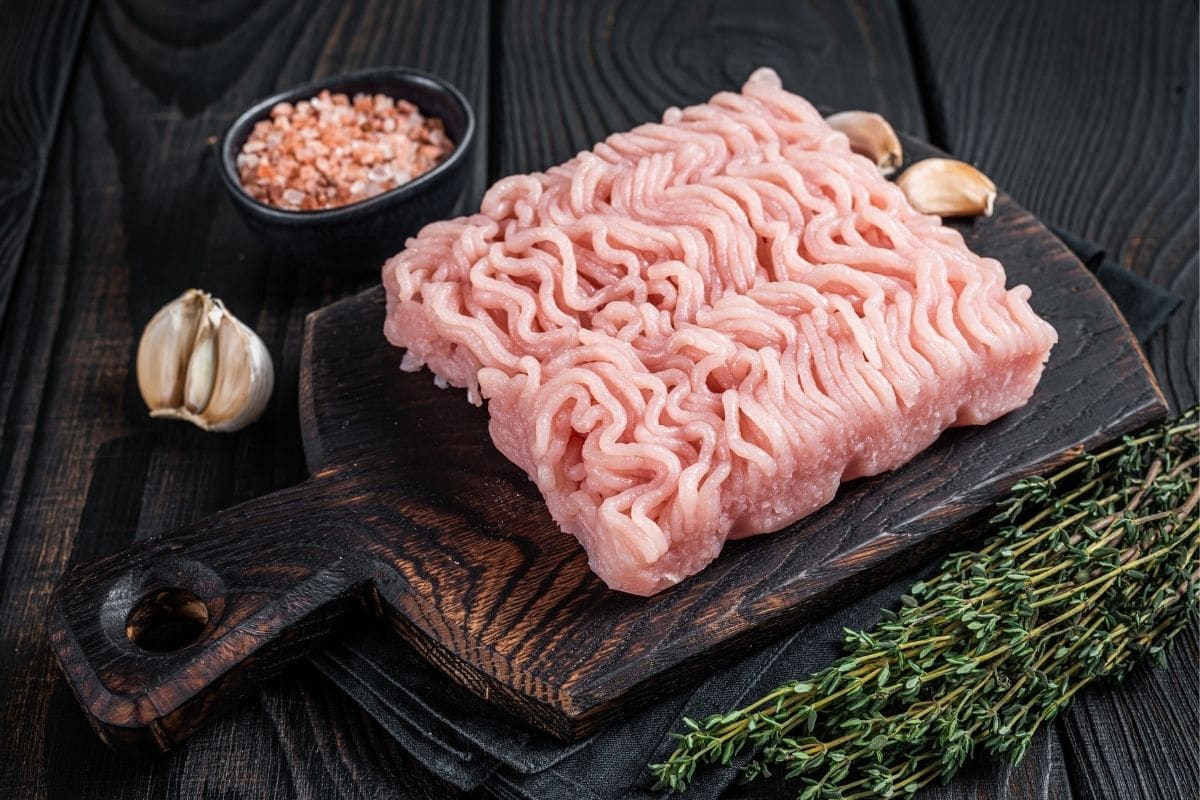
[218,67,475,272]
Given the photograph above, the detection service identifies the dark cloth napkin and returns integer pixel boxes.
[309,232,1180,800]
[1048,226,1180,342]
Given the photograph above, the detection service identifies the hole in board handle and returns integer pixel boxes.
[125,587,210,653]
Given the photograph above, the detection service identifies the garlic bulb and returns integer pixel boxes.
[136,289,274,432]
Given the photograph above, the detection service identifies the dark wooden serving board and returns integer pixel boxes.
[47,149,1165,753]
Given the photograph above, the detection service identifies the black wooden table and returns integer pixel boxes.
[0,1,1195,798]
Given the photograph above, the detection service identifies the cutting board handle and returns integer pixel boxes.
[46,471,379,753]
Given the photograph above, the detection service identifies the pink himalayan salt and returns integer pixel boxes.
[236,89,454,212]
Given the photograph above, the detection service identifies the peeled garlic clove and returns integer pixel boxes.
[826,111,903,175]
[137,290,274,433]
[896,158,997,217]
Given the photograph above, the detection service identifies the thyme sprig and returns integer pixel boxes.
[652,408,1199,799]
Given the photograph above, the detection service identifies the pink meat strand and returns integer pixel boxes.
[382,68,1057,596]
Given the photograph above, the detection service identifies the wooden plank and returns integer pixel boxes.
[921,729,1076,800]
[494,0,929,180]
[41,664,470,800]
[0,0,488,796]
[1058,628,1199,800]
[0,0,92,584]
[906,2,1199,799]
[0,0,90,336]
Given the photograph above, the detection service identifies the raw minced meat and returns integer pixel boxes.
[381,68,1057,596]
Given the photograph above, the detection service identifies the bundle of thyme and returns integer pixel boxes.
[652,408,1199,799]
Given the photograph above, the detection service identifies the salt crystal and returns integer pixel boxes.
[236,88,454,210]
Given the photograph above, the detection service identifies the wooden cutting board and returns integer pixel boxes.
[47,150,1165,753]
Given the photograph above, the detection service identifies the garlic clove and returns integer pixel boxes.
[826,111,903,175]
[137,290,274,433]
[896,158,997,218]
[183,310,217,414]
[136,289,206,411]
[198,303,274,433]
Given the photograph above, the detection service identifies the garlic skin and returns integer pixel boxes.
[896,158,997,218]
[136,289,274,433]
[825,111,903,176]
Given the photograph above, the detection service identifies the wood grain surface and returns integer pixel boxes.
[0,0,90,332]
[0,0,1194,798]
[493,0,929,179]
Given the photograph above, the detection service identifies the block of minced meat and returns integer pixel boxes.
[381,68,1057,596]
